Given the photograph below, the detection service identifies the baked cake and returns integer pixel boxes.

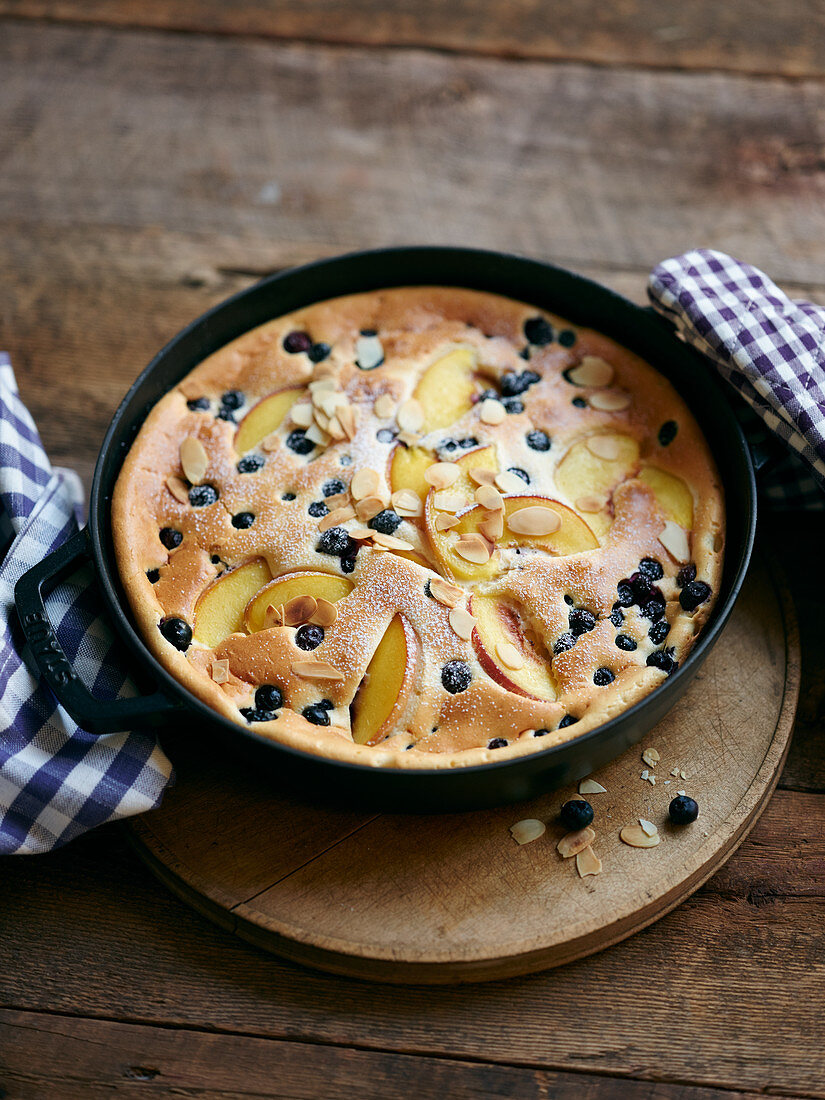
[112,287,724,767]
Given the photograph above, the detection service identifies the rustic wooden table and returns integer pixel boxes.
[2,4,825,1096]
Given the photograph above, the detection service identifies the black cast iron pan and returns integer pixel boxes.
[14,247,757,811]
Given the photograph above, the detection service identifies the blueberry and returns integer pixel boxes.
[563,595,574,605]
[231,511,255,529]
[559,714,579,728]
[500,370,541,397]
[360,328,377,337]
[308,501,329,518]
[630,572,653,603]
[641,597,665,623]
[322,478,346,497]
[610,605,625,627]
[282,492,297,501]
[571,397,588,408]
[533,728,550,737]
[441,660,472,694]
[210,554,223,565]
[560,799,594,831]
[255,684,284,712]
[368,509,401,535]
[459,437,479,449]
[593,667,615,686]
[478,388,499,403]
[376,428,396,443]
[553,632,576,655]
[220,390,244,411]
[503,398,524,414]
[558,329,577,347]
[216,407,236,423]
[669,794,699,824]
[507,466,530,484]
[615,633,637,651]
[237,454,265,474]
[519,347,531,360]
[286,429,315,455]
[317,527,350,556]
[525,430,551,452]
[340,549,358,574]
[524,316,554,346]
[159,617,191,651]
[302,703,331,726]
[283,331,313,354]
[487,737,508,750]
[146,568,160,583]
[680,580,711,612]
[189,484,219,507]
[616,580,635,607]
[187,397,210,411]
[677,564,697,588]
[569,608,597,636]
[658,420,678,447]
[340,455,353,466]
[308,342,331,363]
[295,624,325,651]
[647,647,678,674]
[240,707,275,723]
[638,557,664,582]
[159,526,182,550]
[648,620,671,645]
[439,439,459,456]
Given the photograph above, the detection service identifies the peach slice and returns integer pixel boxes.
[639,466,694,528]
[555,433,640,538]
[235,387,304,454]
[413,347,482,433]
[499,497,599,556]
[194,558,273,647]
[351,614,417,745]
[389,445,434,503]
[470,594,557,701]
[244,571,353,633]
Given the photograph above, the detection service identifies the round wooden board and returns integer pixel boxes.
[127,555,799,983]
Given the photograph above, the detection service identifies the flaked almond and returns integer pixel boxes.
[449,607,477,640]
[575,494,608,514]
[373,393,396,419]
[210,658,230,684]
[642,747,660,768]
[317,391,346,418]
[355,496,386,522]
[337,403,358,440]
[424,462,460,489]
[310,597,338,627]
[309,377,337,395]
[349,525,374,540]
[351,467,381,500]
[510,819,546,845]
[326,415,347,442]
[589,389,631,412]
[658,520,690,563]
[372,532,414,551]
[496,641,524,670]
[557,825,596,858]
[586,434,624,461]
[479,398,506,425]
[290,402,314,428]
[475,484,504,511]
[392,489,422,516]
[495,471,527,495]
[397,429,421,446]
[435,513,460,531]
[263,603,284,629]
[579,778,607,795]
[429,578,464,607]
[318,505,355,531]
[576,845,603,877]
[324,492,350,510]
[311,361,337,380]
[305,422,329,446]
[432,490,469,513]
[397,398,424,434]
[291,660,344,682]
[454,534,491,564]
[180,436,208,485]
[283,594,318,626]
[166,475,190,504]
[312,407,330,433]
[567,355,614,387]
[469,467,498,487]
[620,823,661,848]
[355,334,384,371]
[260,432,280,453]
[639,818,659,837]
[506,505,561,536]
[479,510,504,541]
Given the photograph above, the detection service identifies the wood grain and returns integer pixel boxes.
[2,1,825,78]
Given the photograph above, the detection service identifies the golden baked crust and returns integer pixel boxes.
[112,287,724,768]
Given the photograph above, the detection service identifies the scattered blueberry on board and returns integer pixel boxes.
[560,799,594,831]
[669,794,699,824]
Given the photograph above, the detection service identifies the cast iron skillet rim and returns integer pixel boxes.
[89,245,756,778]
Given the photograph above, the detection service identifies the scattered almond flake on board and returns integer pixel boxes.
[475,484,504,511]
[507,506,561,536]
[589,389,631,412]
[557,826,596,858]
[351,467,381,500]
[639,818,659,837]
[576,846,602,877]
[575,494,607,514]
[640,769,649,781]
[392,489,422,516]
[166,476,190,504]
[586,434,623,461]
[566,356,614,388]
[677,789,686,797]
[658,520,690,563]
[435,513,460,532]
[319,506,355,531]
[179,436,208,485]
[397,398,424,434]
[429,578,464,608]
[290,402,314,428]
[620,823,661,848]
[670,766,680,776]
[210,659,229,684]
[424,462,460,489]
[355,496,385,522]
[469,467,498,487]
[310,598,338,627]
[494,471,526,495]
[680,769,688,779]
[373,393,396,419]
[479,512,504,541]
[510,819,546,845]
[449,608,477,640]
[496,641,524,670]
[372,532,414,551]
[579,779,607,795]
[642,747,660,768]
[432,490,469,513]
[480,398,506,425]
[283,594,318,627]
[454,534,491,564]
[355,334,384,371]
[291,660,344,682]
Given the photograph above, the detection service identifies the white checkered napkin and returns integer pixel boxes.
[649,249,825,510]
[0,354,172,855]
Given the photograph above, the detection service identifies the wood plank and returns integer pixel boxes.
[2,792,823,1095]
[0,1009,807,1100]
[2,1,825,79]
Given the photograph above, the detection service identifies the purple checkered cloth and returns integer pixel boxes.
[0,355,171,855]
[649,249,825,510]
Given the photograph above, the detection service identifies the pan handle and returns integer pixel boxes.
[14,527,182,735]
